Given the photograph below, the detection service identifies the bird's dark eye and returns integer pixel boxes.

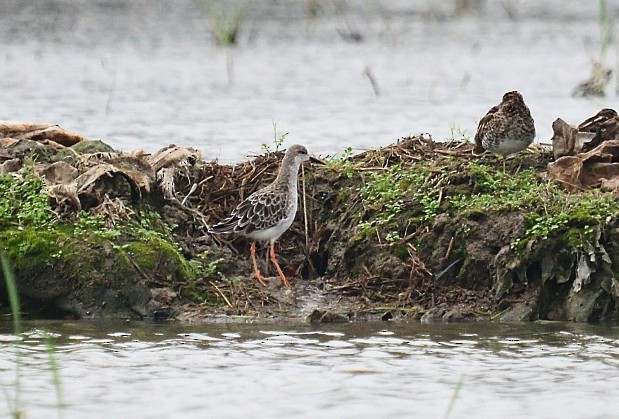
[299,149,308,154]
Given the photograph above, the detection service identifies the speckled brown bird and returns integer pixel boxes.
[473,91,536,170]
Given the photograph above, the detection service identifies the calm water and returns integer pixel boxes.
[0,1,617,162]
[1,321,619,418]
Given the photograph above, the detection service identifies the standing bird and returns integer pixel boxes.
[209,144,311,288]
[473,91,536,171]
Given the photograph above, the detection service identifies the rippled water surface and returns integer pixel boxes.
[1,321,619,418]
[0,1,617,162]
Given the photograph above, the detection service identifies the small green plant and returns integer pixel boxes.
[459,223,471,236]
[75,208,179,252]
[326,147,356,178]
[262,122,288,154]
[449,164,541,214]
[328,146,354,164]
[205,258,224,277]
[184,253,226,303]
[130,210,175,242]
[202,0,249,46]
[357,162,443,241]
[74,212,121,240]
[511,190,618,251]
[448,123,470,142]
[0,172,55,229]
[385,231,401,243]
[188,253,224,279]
[357,165,405,235]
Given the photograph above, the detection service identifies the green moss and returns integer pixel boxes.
[511,190,617,251]
[122,236,194,282]
[0,169,216,312]
[348,230,367,245]
[0,228,62,273]
[456,254,473,282]
[320,150,619,286]
[322,146,619,259]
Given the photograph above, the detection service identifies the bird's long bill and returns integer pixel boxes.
[309,156,326,165]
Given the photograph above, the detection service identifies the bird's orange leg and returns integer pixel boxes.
[250,241,267,286]
[269,241,290,288]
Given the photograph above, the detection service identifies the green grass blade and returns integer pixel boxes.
[444,376,464,419]
[43,331,65,418]
[1,252,22,418]
[599,0,610,59]
[1,253,21,335]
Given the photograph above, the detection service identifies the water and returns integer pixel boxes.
[1,320,619,418]
[0,1,616,163]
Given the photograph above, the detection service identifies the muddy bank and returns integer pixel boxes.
[2,122,619,323]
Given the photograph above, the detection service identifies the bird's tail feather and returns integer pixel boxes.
[208,219,237,234]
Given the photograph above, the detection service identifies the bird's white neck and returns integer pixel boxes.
[275,155,302,192]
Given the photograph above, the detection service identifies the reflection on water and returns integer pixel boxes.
[0,1,615,162]
[1,321,619,418]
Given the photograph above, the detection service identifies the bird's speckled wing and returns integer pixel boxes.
[234,189,288,234]
[473,105,499,154]
[210,187,288,235]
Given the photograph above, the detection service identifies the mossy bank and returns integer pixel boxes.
[1,135,619,323]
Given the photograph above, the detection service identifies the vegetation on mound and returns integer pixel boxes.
[297,136,619,320]
[321,140,617,254]
[3,134,619,321]
[0,170,202,318]
[0,171,55,229]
